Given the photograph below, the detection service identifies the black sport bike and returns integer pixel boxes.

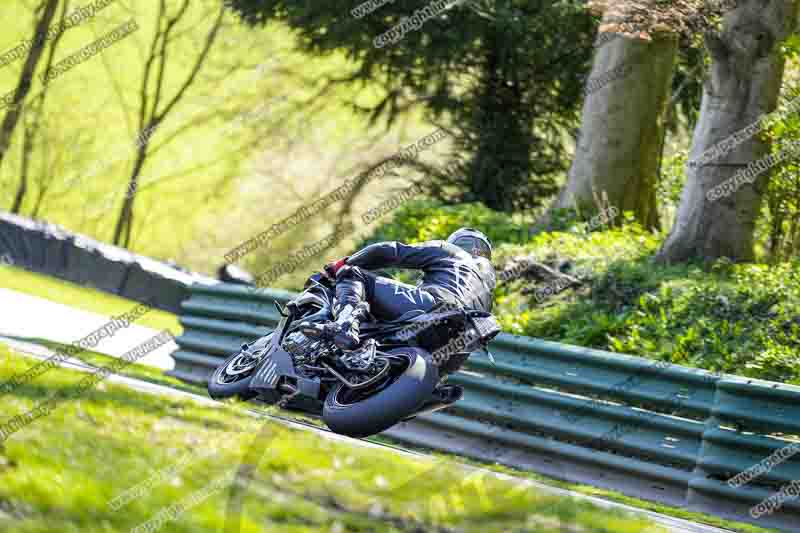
[207,272,500,438]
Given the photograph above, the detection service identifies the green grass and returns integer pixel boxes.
[397,448,778,533]
[492,225,800,385]
[0,347,662,533]
[18,338,204,398]
[1,336,772,533]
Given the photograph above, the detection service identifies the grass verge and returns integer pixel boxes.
[0,346,662,533]
[0,266,775,531]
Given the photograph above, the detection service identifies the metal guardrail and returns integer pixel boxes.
[169,282,800,531]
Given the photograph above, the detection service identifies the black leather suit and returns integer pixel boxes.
[335,240,496,320]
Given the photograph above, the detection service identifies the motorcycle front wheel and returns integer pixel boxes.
[207,333,273,401]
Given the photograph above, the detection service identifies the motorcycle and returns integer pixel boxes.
[207,272,501,437]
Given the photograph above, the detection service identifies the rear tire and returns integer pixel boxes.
[322,347,438,438]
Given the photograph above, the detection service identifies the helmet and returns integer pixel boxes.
[446,227,492,260]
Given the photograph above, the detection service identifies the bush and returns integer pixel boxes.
[356,199,533,248]
[359,201,800,384]
[500,242,800,385]
[761,52,800,261]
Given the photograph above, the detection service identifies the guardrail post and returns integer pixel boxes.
[688,376,800,531]
[687,381,723,510]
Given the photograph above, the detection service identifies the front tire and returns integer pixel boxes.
[208,333,273,401]
[322,347,438,438]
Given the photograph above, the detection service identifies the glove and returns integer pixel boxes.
[323,257,348,279]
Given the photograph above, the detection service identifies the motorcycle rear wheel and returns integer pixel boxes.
[322,347,438,438]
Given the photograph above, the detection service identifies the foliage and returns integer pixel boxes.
[356,199,532,248]
[0,0,403,275]
[507,228,800,385]
[762,51,800,262]
[589,0,734,43]
[656,148,689,225]
[0,0,262,260]
[598,261,800,384]
[666,45,705,133]
[225,0,599,211]
[363,201,800,384]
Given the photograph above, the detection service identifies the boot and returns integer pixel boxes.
[329,274,370,351]
[331,301,370,350]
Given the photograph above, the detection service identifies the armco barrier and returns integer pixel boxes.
[172,282,800,531]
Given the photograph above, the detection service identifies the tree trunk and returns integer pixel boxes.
[550,33,678,229]
[112,142,147,247]
[10,126,33,213]
[0,0,60,171]
[657,0,798,264]
[12,0,68,216]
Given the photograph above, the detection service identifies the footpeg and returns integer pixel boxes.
[339,339,377,371]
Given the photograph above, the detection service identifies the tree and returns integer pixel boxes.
[657,0,799,263]
[550,31,678,230]
[543,0,736,229]
[225,0,598,212]
[0,0,60,172]
[112,0,225,247]
[11,0,70,215]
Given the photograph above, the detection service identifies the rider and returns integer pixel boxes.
[319,227,496,355]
